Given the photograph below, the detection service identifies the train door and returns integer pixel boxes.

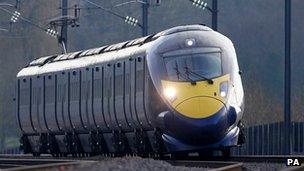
[69,70,84,131]
[142,56,153,126]
[44,74,58,132]
[114,61,130,130]
[133,56,151,128]
[88,67,97,130]
[125,58,139,128]
[92,66,109,131]
[80,67,94,130]
[18,77,34,133]
[56,72,72,132]
[31,76,44,132]
[103,63,116,130]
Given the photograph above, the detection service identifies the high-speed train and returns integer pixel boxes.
[16,25,244,157]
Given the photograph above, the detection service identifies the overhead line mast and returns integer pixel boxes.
[60,0,68,53]
[284,0,291,155]
[142,0,148,36]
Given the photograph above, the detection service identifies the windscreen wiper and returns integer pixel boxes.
[173,62,196,85]
[180,72,197,85]
[184,67,214,84]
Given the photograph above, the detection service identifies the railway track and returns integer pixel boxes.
[221,155,304,163]
[167,155,304,171]
[0,158,95,171]
[0,155,303,171]
[167,160,243,171]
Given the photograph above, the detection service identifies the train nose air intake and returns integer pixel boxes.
[175,96,225,119]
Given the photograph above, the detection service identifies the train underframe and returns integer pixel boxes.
[20,123,245,157]
[20,128,165,157]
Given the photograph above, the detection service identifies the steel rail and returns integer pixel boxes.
[167,160,243,171]
[0,158,95,171]
[162,155,304,163]
[228,155,304,163]
[2,154,304,170]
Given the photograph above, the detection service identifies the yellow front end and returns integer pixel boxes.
[162,74,229,119]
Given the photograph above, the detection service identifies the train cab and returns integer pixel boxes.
[146,25,244,152]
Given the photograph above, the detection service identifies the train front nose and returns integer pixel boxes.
[163,97,229,145]
[160,74,234,146]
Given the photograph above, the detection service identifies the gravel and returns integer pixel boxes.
[242,162,286,171]
[64,157,207,171]
[46,157,288,171]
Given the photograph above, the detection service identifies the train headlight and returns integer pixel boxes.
[185,39,195,47]
[220,81,228,97]
[164,87,177,102]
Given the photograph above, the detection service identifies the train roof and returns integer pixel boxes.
[27,24,212,67]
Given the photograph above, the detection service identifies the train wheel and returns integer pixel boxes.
[33,152,40,157]
[171,152,187,160]
[198,151,213,159]
[51,153,59,157]
[221,148,231,158]
[237,122,246,145]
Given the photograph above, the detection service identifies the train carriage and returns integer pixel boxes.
[16,25,244,157]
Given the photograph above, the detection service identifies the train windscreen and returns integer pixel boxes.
[164,52,222,82]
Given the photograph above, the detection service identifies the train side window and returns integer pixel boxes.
[81,81,87,99]
[136,71,144,92]
[103,76,112,98]
[20,88,29,106]
[45,86,55,104]
[116,75,123,96]
[58,84,66,102]
[108,77,112,98]
[125,73,130,94]
[32,87,41,105]
[70,82,79,101]
[93,79,102,98]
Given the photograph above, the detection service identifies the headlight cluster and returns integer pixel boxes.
[163,81,228,102]
[220,81,228,97]
[185,39,196,47]
[163,87,177,102]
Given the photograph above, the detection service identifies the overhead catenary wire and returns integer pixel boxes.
[111,0,148,8]
[0,3,15,8]
[82,0,143,28]
[0,28,8,32]
[0,6,48,33]
[0,35,42,39]
[83,0,126,20]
